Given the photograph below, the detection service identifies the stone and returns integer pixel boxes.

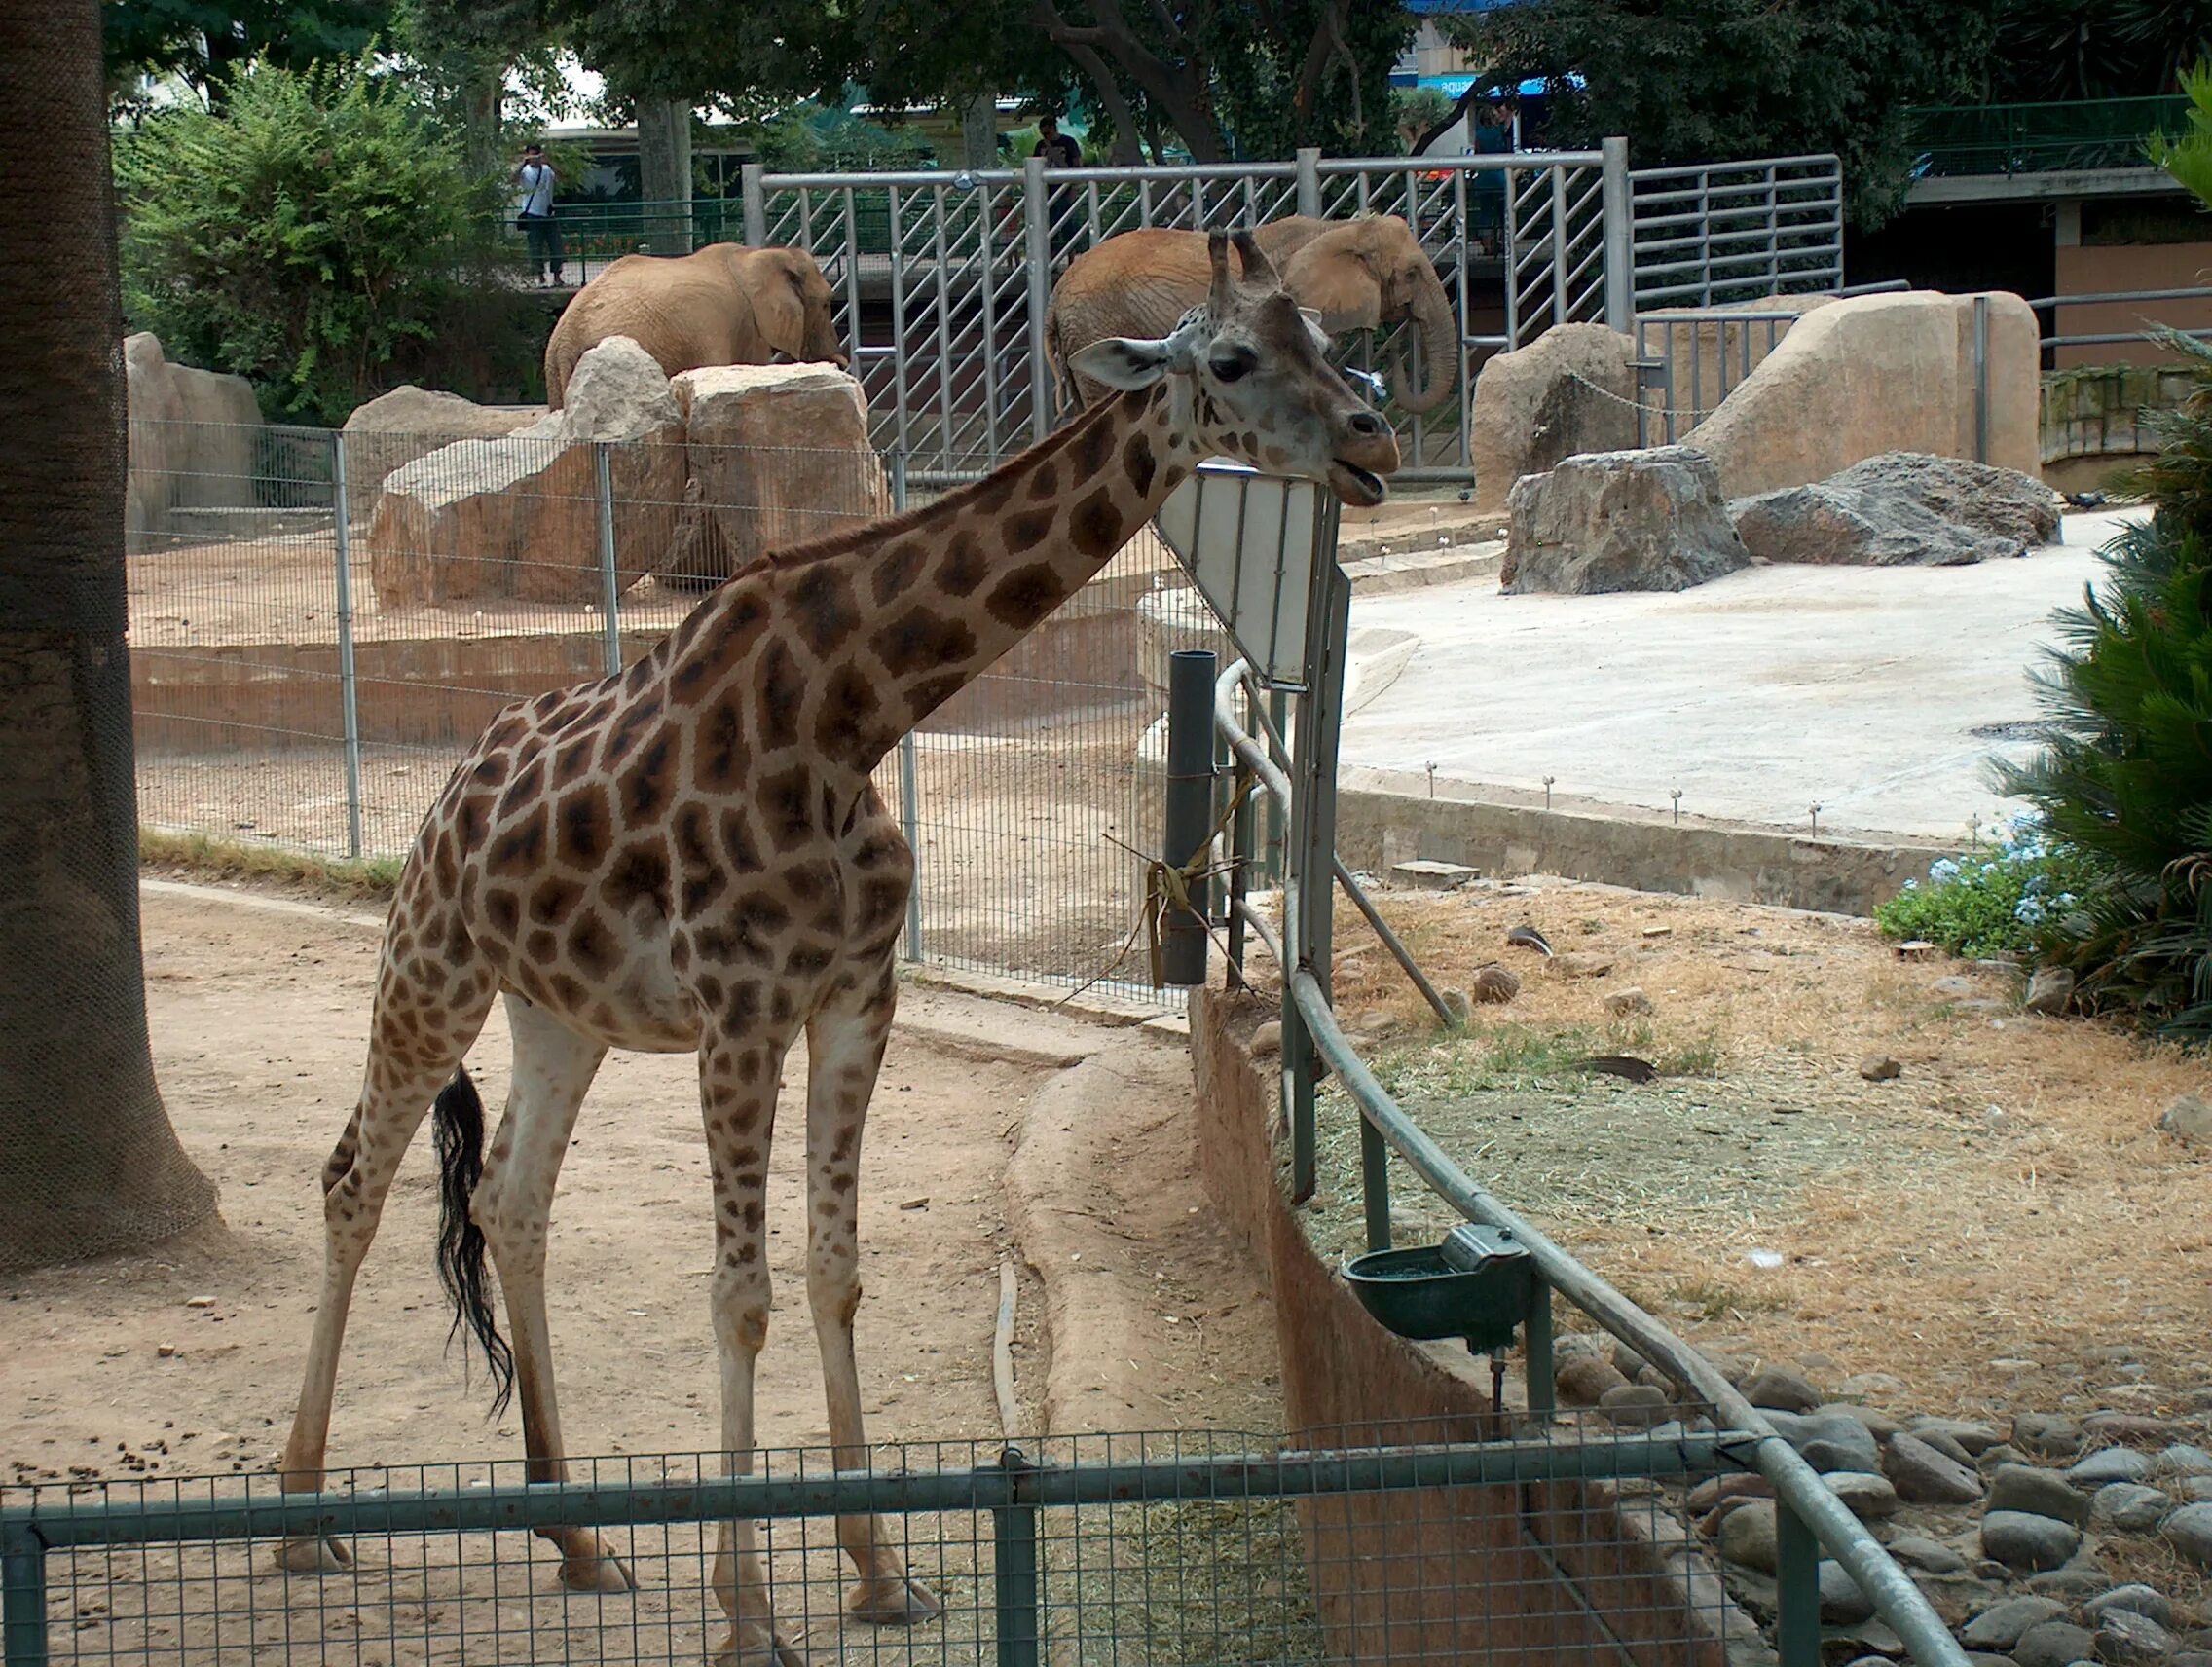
[2157,1094,2212,1149]
[1744,1367,1825,1414]
[1980,1444,2028,1470]
[1988,1464,2093,1527]
[1859,1054,1902,1081]
[1557,1354,1631,1407]
[2085,1414,2186,1445]
[668,361,889,586]
[1825,1401,1904,1442]
[1840,1371,1907,1398]
[2028,1569,2113,1600]
[1686,1473,1773,1512]
[1916,1428,1979,1467]
[1887,1536,1968,1574]
[1718,1499,1779,1573]
[2013,1622,2100,1667]
[1549,952,1615,979]
[1612,1343,1651,1379]
[1391,859,1481,891]
[1966,1655,2018,1667]
[1599,1383,1671,1426]
[1913,1417,2008,1457]
[367,337,689,606]
[2096,1609,2178,1664]
[2161,1501,2212,1567]
[1468,963,1521,1004]
[2025,966,2077,1016]
[2071,1449,2155,1487]
[124,331,188,547]
[1982,1511,2084,1572]
[1821,1559,1875,1624]
[1824,1470,1900,1520]
[1248,1020,1282,1058]
[2157,1445,2212,1478]
[1500,446,1752,595]
[1960,1597,2069,1649]
[2015,1414,2087,1458]
[1885,1432,1987,1505]
[340,385,541,525]
[1468,321,1640,514]
[2091,1485,2173,1533]
[2179,1477,2212,1504]
[1729,451,2058,568]
[1931,975,1983,998]
[1604,986,1654,1018]
[1802,1419,1886,1477]
[2084,1587,2174,1629]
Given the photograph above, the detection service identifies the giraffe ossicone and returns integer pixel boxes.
[273,227,1398,1664]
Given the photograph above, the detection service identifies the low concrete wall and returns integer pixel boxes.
[1189,987,1756,1667]
[1338,773,1953,916]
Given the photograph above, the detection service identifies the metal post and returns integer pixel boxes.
[741,162,767,247]
[1601,136,1633,333]
[1226,753,1253,989]
[1972,293,1990,464]
[594,443,621,677]
[1776,1500,1822,1667]
[1295,147,1323,219]
[1021,158,1054,442]
[1288,499,1347,1206]
[3,1536,47,1667]
[1360,1120,1390,1252]
[992,1448,1041,1667]
[1161,650,1217,987]
[1525,1277,1556,1418]
[891,453,924,962]
[329,434,364,861]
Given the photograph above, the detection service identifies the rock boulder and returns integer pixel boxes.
[1469,323,1639,513]
[1729,452,2060,567]
[124,332,187,547]
[340,386,544,526]
[123,332,268,544]
[1502,446,1751,595]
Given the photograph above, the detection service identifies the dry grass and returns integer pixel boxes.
[139,829,404,903]
[1273,875,2212,1426]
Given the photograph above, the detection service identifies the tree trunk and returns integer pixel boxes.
[0,0,221,1272]
[459,62,505,182]
[960,91,999,170]
[635,95,694,252]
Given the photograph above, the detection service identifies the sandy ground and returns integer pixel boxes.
[1259,874,2212,1428]
[2,884,1279,1665]
[1341,508,2142,841]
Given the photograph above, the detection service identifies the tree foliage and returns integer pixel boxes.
[2148,64,2212,206]
[1443,0,1996,227]
[105,0,394,108]
[1988,0,2212,102]
[116,56,535,424]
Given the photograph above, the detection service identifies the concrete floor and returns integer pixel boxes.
[1338,508,2141,841]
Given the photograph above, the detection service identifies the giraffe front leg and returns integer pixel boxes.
[700,1030,802,1667]
[805,976,941,1627]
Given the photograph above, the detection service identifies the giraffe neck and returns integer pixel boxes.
[746,385,1197,770]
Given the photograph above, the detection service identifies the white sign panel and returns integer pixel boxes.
[1152,463,1322,686]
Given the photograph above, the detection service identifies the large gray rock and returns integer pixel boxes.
[1988,1463,2093,1527]
[1501,446,1752,595]
[2014,1621,2099,1667]
[1982,1509,2083,1572]
[1729,452,2060,567]
[2157,1094,2212,1148]
[124,331,188,547]
[2095,1608,2178,1665]
[1824,1471,1900,1520]
[1820,1560,1874,1624]
[1962,1597,2069,1649]
[366,337,687,606]
[1764,1407,1884,1475]
[1744,1366,1825,1413]
[340,385,543,525]
[2162,1500,2212,1567]
[1469,322,1639,513]
[2092,1484,2174,1533]
[2084,1587,2174,1628]
[167,364,264,510]
[1718,1499,1780,1573]
[1886,1431,1987,1504]
[2015,1414,2086,1458]
[2072,1448,2156,1488]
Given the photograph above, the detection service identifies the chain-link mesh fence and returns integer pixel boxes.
[128,420,1230,1005]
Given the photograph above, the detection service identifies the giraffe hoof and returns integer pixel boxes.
[711,1626,806,1667]
[559,1550,635,1595]
[275,1535,350,1574]
[848,1575,942,1626]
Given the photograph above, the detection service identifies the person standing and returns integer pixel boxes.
[1032,116,1085,266]
[515,143,566,286]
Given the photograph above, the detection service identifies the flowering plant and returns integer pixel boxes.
[1876,811,2091,959]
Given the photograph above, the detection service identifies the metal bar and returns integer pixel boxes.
[329,434,364,860]
[1549,167,1569,327]
[1022,158,1053,442]
[1295,146,1322,218]
[1359,1118,1391,1251]
[1332,859,1453,1023]
[1161,649,1218,986]
[594,443,621,676]
[1525,1277,1556,1418]
[2,1537,47,1667]
[2022,286,2212,308]
[741,163,767,246]
[1601,137,1632,332]
[1777,1500,1822,1667]
[1227,747,1254,988]
[993,1450,1041,1667]
[889,453,924,962]
[2045,327,2212,347]
[1972,294,1990,464]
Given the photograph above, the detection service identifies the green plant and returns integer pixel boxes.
[2149,63,2212,204]
[1875,815,2093,959]
[116,55,510,426]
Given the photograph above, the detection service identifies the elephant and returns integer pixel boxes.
[1043,214,1457,414]
[542,243,847,408]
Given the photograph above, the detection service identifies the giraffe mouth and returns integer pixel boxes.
[1328,460,1388,507]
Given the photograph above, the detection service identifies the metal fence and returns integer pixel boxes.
[1628,156,1844,310]
[128,420,1220,1004]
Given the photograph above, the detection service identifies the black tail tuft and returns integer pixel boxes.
[432,1067,514,1417]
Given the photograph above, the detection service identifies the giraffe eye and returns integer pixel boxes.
[1209,347,1256,383]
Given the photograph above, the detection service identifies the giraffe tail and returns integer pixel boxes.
[432,1066,516,1416]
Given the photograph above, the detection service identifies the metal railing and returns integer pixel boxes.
[2025,284,2212,352]
[1628,155,1843,309]
[1906,94,2190,178]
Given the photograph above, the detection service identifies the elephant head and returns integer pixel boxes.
[1281,214,1458,415]
[738,246,849,371]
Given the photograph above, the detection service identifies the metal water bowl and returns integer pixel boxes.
[1343,1224,1535,1353]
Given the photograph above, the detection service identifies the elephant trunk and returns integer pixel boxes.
[1386,255,1459,416]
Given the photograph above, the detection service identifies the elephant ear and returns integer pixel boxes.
[748,252,812,359]
[1282,232,1383,333]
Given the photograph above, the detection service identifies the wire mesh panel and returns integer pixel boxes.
[1629,156,1844,310]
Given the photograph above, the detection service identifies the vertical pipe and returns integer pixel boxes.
[330,434,364,861]
[1360,1119,1390,1252]
[1972,293,1991,464]
[888,187,912,462]
[1525,1277,1556,1418]
[1161,649,1218,987]
[594,443,621,677]
[1289,499,1347,1206]
[741,162,767,247]
[1226,740,1253,991]
[1022,158,1053,443]
[2,1538,46,1667]
[1601,136,1633,333]
[993,1449,1041,1667]
[1776,1500,1822,1667]
[1295,146,1322,219]
[890,453,924,961]
[1549,166,1569,328]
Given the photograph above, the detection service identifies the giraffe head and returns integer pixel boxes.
[1066,229,1404,507]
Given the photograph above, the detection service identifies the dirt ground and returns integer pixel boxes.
[1,884,1279,1665]
[1271,875,2212,1426]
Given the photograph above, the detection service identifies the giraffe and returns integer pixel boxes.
[273,230,1401,1664]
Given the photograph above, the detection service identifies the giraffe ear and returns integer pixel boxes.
[1069,335,1183,391]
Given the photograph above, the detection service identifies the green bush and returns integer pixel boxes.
[116,56,513,426]
[1874,817,2093,961]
